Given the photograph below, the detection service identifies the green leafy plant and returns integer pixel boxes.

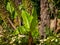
[6,1,18,19]
[13,7,39,38]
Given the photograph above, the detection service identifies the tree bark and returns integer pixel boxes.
[39,0,50,39]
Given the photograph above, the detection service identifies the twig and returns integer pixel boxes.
[7,17,16,30]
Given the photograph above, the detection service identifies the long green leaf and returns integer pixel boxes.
[30,8,38,31]
[21,10,33,29]
[6,2,14,14]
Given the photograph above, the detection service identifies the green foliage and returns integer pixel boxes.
[21,10,33,29]
[31,0,40,16]
[13,7,39,38]
[45,26,54,36]
[39,34,60,45]
[53,0,60,8]
[0,0,60,45]
[6,1,18,19]
[18,26,28,34]
[40,26,60,45]
[30,8,39,37]
[6,2,14,14]
[30,7,38,31]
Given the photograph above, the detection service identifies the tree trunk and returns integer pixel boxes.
[39,0,49,39]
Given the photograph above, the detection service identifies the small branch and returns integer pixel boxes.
[7,17,16,30]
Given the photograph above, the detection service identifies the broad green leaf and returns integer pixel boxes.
[6,2,11,13]
[11,11,18,19]
[25,11,33,25]
[14,11,18,18]
[21,10,33,29]
[18,26,29,34]
[30,8,38,31]
[6,2,14,14]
